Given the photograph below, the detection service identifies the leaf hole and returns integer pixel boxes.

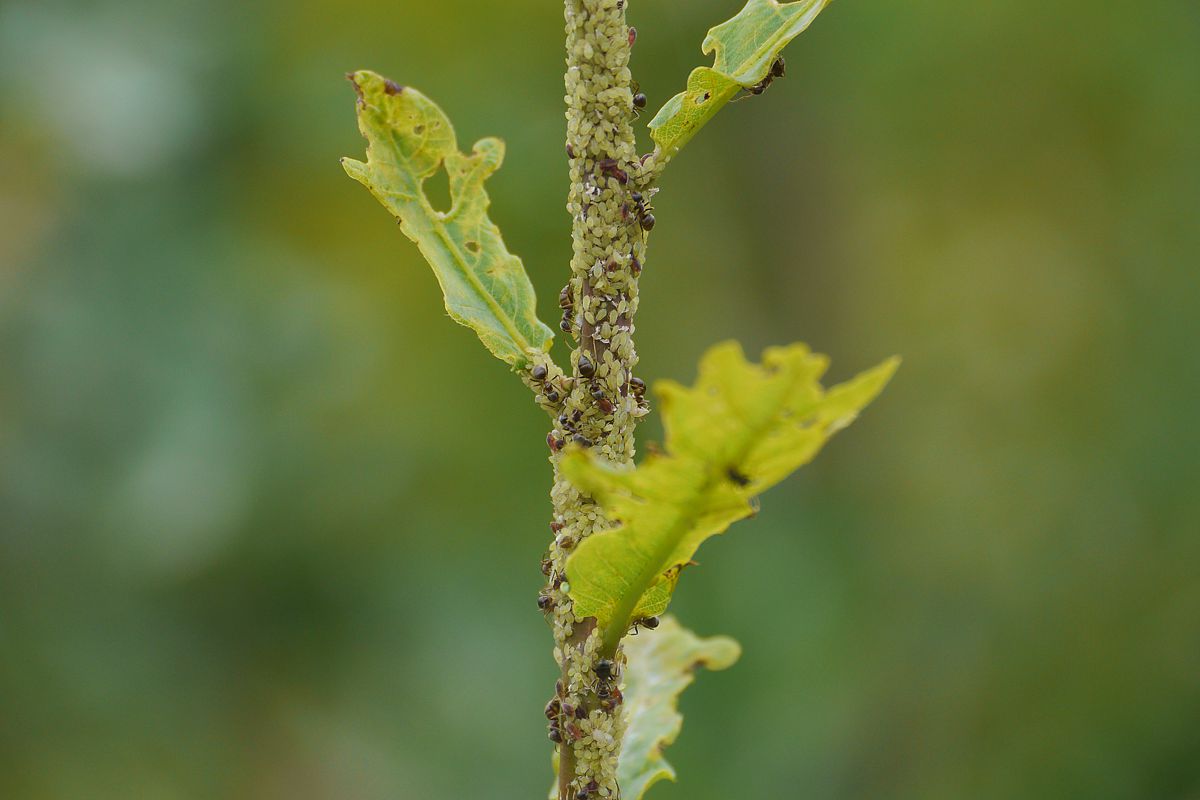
[413,124,426,134]
[696,92,711,105]
[424,164,452,213]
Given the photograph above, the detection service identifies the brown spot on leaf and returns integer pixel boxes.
[384,79,404,95]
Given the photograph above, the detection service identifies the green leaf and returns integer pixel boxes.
[341,70,554,368]
[618,617,741,800]
[562,341,897,652]
[648,0,832,165]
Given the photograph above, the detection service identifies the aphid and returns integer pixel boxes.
[566,142,576,159]
[537,593,555,611]
[572,434,593,448]
[629,255,642,276]
[545,697,562,720]
[628,26,637,46]
[565,721,585,741]
[561,701,576,719]
[629,376,646,395]
[556,679,565,697]
[560,315,573,333]
[557,533,577,550]
[531,364,548,381]
[550,520,564,533]
[577,354,595,378]
[548,726,563,744]
[596,157,629,185]
[541,557,553,576]
[597,397,614,414]
[547,433,564,452]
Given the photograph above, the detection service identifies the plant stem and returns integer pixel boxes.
[541,0,649,796]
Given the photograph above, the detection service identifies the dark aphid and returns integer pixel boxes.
[565,721,585,741]
[629,376,646,393]
[631,191,643,203]
[577,354,595,378]
[566,142,576,159]
[545,697,562,720]
[597,397,614,414]
[572,434,593,448]
[573,702,587,720]
[531,364,548,381]
[541,557,553,576]
[597,157,629,185]
[594,658,615,680]
[633,92,647,109]
[537,593,555,611]
[561,701,575,719]
[550,520,564,533]
[548,727,563,744]
[726,467,751,487]
[628,26,637,46]
[556,679,565,697]
[557,533,577,550]
[559,316,573,333]
[630,255,642,276]
[547,433,564,452]
[639,212,656,231]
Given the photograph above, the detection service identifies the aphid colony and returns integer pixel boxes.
[552,0,661,795]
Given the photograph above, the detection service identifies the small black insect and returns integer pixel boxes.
[594,658,615,680]
[633,92,647,109]
[572,434,593,448]
[641,615,660,629]
[745,56,786,97]
[545,697,562,720]
[726,467,751,487]
[548,726,563,743]
[577,354,596,378]
[537,593,555,612]
[639,212,655,231]
[544,387,561,404]
[531,364,548,381]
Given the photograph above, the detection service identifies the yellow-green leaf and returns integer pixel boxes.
[618,617,741,800]
[341,70,554,367]
[562,341,897,652]
[648,0,832,166]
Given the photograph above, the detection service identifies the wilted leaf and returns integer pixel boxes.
[648,0,832,165]
[618,617,740,799]
[562,341,897,651]
[342,70,554,367]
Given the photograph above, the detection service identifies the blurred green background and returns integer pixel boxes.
[2,0,1198,798]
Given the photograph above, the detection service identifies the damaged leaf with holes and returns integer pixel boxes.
[648,0,832,166]
[342,70,554,367]
[618,616,741,800]
[562,341,898,653]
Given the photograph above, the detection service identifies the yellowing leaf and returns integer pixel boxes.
[648,0,832,166]
[563,341,897,652]
[342,70,554,367]
[618,617,740,800]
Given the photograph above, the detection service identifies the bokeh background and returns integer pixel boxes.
[2,0,1198,798]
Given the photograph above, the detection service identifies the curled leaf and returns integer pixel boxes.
[563,341,897,652]
[648,0,832,166]
[619,617,740,799]
[342,70,554,367]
